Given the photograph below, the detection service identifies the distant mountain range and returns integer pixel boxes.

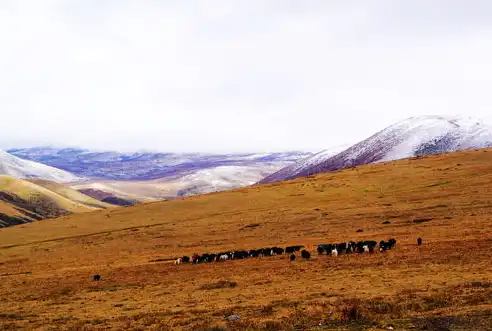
[5,148,312,200]
[5,115,492,206]
[259,115,492,184]
[8,148,312,181]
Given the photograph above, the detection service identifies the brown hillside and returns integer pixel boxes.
[27,179,115,209]
[0,201,38,227]
[77,188,137,206]
[0,148,491,330]
[0,176,115,228]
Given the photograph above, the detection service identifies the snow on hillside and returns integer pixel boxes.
[256,145,350,185]
[379,116,492,161]
[72,164,285,200]
[172,164,281,196]
[0,150,81,183]
[260,115,492,184]
[8,148,312,181]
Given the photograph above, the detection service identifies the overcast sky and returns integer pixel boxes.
[1,1,492,153]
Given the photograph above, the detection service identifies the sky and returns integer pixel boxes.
[1,1,492,153]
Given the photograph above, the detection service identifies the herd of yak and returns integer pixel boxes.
[92,238,423,281]
[174,238,404,265]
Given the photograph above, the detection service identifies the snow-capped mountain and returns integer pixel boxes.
[8,148,312,181]
[256,144,351,185]
[0,150,80,183]
[259,115,492,184]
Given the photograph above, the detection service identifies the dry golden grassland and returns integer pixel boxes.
[0,149,491,330]
[0,176,115,226]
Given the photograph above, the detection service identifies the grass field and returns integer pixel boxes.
[0,149,491,330]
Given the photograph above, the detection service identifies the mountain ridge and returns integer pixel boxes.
[259,115,492,184]
[0,150,81,183]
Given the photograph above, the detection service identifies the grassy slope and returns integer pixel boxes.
[28,179,114,209]
[0,149,491,330]
[0,201,37,227]
[0,176,115,226]
[71,181,159,202]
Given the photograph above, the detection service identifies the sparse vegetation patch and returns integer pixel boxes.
[199,280,238,290]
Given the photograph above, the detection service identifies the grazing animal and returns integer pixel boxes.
[219,254,229,261]
[285,246,295,254]
[174,258,182,265]
[197,254,209,263]
[249,249,261,258]
[271,247,284,255]
[363,245,369,253]
[286,245,305,254]
[317,244,333,255]
[331,249,338,257]
[260,248,272,257]
[364,240,377,248]
[336,242,347,254]
[290,254,296,262]
[92,274,101,281]
[417,237,423,246]
[379,242,389,252]
[234,251,249,259]
[301,250,311,259]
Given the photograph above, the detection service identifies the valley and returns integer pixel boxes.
[0,148,491,330]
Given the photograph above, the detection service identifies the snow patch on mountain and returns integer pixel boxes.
[0,150,80,183]
[282,144,352,175]
[256,145,350,184]
[259,115,492,184]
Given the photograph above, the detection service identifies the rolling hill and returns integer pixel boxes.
[0,200,40,228]
[0,175,114,227]
[76,188,137,206]
[0,148,490,329]
[260,115,492,184]
[27,179,115,209]
[0,150,81,183]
